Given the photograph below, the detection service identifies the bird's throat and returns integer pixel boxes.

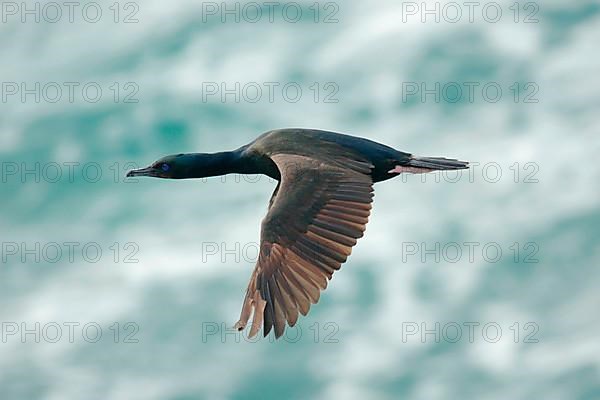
[184,151,247,179]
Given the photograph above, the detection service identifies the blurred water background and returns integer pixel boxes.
[1,0,599,399]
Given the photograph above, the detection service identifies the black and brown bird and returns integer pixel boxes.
[127,128,468,338]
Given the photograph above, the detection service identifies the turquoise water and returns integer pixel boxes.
[1,1,599,399]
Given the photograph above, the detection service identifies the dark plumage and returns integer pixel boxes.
[127,128,469,338]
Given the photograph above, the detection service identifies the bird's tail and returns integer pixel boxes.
[407,156,469,170]
[388,156,469,174]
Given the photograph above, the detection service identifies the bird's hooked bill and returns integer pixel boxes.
[126,166,153,177]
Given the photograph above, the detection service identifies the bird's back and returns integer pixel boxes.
[247,128,411,182]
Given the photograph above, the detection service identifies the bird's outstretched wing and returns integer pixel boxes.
[234,154,374,338]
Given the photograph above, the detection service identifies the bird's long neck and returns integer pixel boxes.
[184,150,248,179]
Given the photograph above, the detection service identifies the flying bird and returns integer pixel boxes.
[127,128,468,338]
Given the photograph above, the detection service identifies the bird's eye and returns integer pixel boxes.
[161,163,170,172]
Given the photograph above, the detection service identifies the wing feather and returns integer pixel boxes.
[234,154,374,338]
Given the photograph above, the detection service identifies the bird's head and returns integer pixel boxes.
[126,151,242,180]
[126,154,186,179]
